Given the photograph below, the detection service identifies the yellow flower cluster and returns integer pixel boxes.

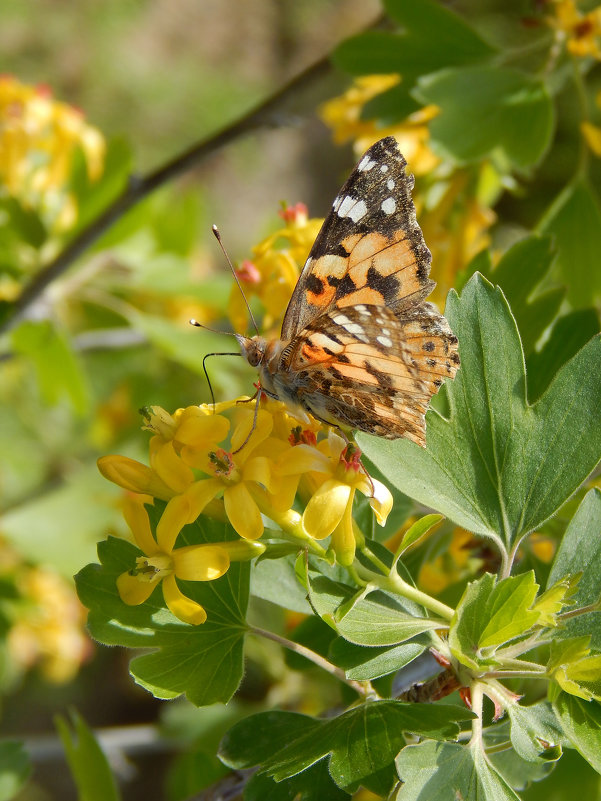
[320,77,497,305]
[99,399,392,624]
[0,538,90,683]
[227,202,323,335]
[549,0,601,59]
[0,75,105,230]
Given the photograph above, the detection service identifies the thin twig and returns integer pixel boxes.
[249,625,373,697]
[0,55,334,336]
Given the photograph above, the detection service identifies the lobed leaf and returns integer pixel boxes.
[75,515,249,706]
[359,274,601,555]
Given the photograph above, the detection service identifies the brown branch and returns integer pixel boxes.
[0,54,335,336]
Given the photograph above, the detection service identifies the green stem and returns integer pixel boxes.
[249,626,374,697]
[355,560,454,622]
[468,682,484,750]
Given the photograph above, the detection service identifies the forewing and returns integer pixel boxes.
[281,137,434,341]
[281,305,460,445]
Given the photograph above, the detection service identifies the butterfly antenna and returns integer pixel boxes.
[212,225,260,336]
[200,350,241,412]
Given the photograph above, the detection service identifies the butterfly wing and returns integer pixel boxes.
[280,136,434,341]
[279,304,459,445]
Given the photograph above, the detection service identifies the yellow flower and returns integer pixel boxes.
[0,76,105,229]
[279,433,393,565]
[228,203,323,334]
[418,165,497,305]
[182,408,293,540]
[141,404,232,472]
[117,495,263,625]
[320,75,440,176]
[7,564,90,682]
[550,0,601,59]
[98,405,233,500]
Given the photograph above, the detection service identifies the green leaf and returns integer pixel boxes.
[220,712,349,801]
[484,235,561,354]
[548,489,601,648]
[251,553,312,614]
[0,741,31,801]
[334,0,494,79]
[361,83,421,125]
[527,308,600,403]
[55,710,120,801]
[0,197,47,248]
[358,274,601,556]
[539,178,601,306]
[328,637,426,680]
[504,702,564,763]
[75,514,249,706]
[449,573,539,669]
[395,514,443,559]
[416,67,554,168]
[308,574,441,646]
[11,320,89,414]
[222,703,470,797]
[554,693,601,774]
[394,740,520,800]
[245,763,350,801]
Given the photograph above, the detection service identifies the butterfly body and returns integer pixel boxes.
[237,137,460,446]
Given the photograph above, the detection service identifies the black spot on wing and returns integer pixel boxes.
[306,273,325,295]
[327,273,357,298]
[366,265,400,299]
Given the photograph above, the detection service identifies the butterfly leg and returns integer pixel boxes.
[231,387,264,455]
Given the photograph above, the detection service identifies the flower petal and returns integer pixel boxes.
[117,571,159,605]
[331,495,356,566]
[242,455,273,490]
[97,455,175,499]
[230,409,273,458]
[156,494,192,553]
[162,574,207,625]
[123,497,159,556]
[224,483,264,540]
[183,478,223,522]
[172,544,230,581]
[176,413,230,447]
[277,443,330,476]
[369,479,393,526]
[303,479,351,540]
[150,440,194,493]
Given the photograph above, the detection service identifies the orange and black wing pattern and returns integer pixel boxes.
[281,137,434,342]
[280,303,459,445]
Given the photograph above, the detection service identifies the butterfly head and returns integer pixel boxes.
[236,334,268,368]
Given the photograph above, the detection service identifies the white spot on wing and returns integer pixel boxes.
[333,314,352,327]
[358,156,376,172]
[387,178,395,190]
[381,197,396,215]
[377,335,393,348]
[333,195,342,212]
[337,195,368,222]
[380,164,389,173]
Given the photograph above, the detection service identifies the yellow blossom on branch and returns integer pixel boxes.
[182,407,297,540]
[278,433,393,565]
[549,0,601,59]
[0,75,105,229]
[117,495,264,625]
[228,202,323,334]
[320,75,440,176]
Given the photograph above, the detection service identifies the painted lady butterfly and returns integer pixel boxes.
[236,136,460,446]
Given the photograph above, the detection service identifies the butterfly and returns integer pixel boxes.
[236,136,460,447]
